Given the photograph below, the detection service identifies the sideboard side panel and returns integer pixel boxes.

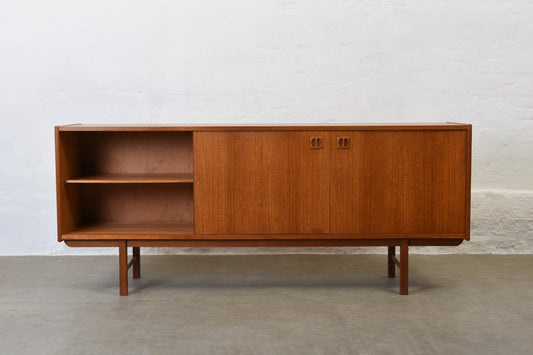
[465,124,472,240]
[55,129,82,240]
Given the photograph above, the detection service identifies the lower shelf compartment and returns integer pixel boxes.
[63,223,194,240]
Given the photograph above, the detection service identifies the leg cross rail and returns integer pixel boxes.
[118,241,141,296]
[387,240,409,295]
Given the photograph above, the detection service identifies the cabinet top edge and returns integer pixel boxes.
[57,122,471,132]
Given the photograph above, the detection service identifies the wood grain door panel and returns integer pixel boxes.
[330,130,468,234]
[194,131,330,235]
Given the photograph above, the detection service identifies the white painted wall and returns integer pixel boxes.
[1,0,532,255]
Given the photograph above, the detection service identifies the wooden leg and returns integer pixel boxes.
[399,240,409,295]
[119,241,128,296]
[133,247,141,279]
[387,246,395,278]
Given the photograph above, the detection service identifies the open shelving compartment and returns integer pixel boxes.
[56,130,194,239]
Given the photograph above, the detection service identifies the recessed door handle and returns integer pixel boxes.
[337,137,350,149]
[310,137,323,149]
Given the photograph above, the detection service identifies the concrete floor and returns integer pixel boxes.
[0,254,532,354]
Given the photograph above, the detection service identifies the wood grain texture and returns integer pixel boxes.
[400,240,409,295]
[465,124,472,240]
[79,131,193,175]
[64,238,463,248]
[58,123,469,132]
[330,130,468,234]
[388,246,395,277]
[127,238,462,248]
[55,129,82,240]
[132,247,140,279]
[79,184,194,225]
[194,131,329,235]
[66,173,193,184]
[119,241,128,296]
[129,239,392,248]
[62,232,465,240]
[55,125,471,246]
[63,223,194,240]
[64,240,122,247]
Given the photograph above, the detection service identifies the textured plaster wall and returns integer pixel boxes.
[0,1,532,255]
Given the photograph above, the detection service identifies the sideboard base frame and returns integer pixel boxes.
[65,238,463,296]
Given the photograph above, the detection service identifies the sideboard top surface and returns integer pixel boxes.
[57,122,470,132]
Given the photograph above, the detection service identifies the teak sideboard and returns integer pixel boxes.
[55,123,472,295]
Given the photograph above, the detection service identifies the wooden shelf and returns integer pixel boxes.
[65,173,193,184]
[63,223,194,239]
